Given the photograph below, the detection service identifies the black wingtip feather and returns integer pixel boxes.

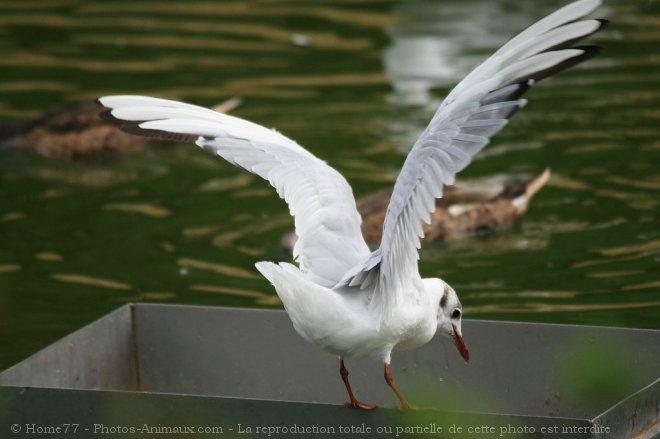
[119,123,199,142]
[481,79,534,106]
[596,19,610,31]
[543,19,608,53]
[95,99,119,122]
[573,44,603,56]
[527,45,601,83]
[98,109,119,122]
[514,79,534,99]
[96,100,199,142]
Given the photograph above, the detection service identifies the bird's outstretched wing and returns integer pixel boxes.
[97,96,370,287]
[340,0,605,310]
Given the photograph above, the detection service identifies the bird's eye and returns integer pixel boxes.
[451,309,461,319]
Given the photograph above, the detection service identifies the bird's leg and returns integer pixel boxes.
[384,363,416,412]
[339,357,378,411]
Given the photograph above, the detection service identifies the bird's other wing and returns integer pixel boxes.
[339,0,605,312]
[97,95,370,287]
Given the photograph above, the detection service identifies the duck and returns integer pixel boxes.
[0,97,240,159]
[282,169,550,250]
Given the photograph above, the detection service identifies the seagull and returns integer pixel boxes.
[98,0,604,411]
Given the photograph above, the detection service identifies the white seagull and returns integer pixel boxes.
[98,0,604,411]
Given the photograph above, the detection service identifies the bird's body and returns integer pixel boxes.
[258,261,439,361]
[98,0,604,410]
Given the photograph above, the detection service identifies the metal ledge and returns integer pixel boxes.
[1,303,658,438]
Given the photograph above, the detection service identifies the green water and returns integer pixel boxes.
[0,0,658,370]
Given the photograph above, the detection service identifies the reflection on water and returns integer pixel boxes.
[118,291,177,301]
[586,270,643,279]
[177,258,261,280]
[0,265,21,273]
[0,211,25,222]
[211,214,291,248]
[384,0,496,105]
[34,252,63,262]
[103,202,172,218]
[573,253,651,269]
[189,284,279,306]
[600,238,660,257]
[623,281,660,291]
[50,273,133,290]
[0,0,658,368]
[22,165,168,187]
[196,174,254,193]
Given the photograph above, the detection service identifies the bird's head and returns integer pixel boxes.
[427,278,469,363]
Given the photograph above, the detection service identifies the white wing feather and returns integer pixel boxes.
[98,96,370,287]
[339,0,604,315]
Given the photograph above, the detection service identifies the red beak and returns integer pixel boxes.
[451,324,469,363]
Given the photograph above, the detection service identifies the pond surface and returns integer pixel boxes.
[0,0,658,369]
